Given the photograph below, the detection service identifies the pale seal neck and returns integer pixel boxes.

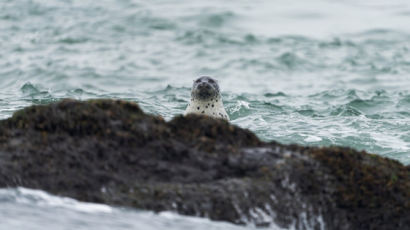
[185,94,229,120]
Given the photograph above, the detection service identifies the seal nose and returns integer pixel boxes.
[198,82,211,90]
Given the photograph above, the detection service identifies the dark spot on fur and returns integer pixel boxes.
[212,104,214,107]
[202,111,205,114]
[197,107,200,110]
[206,106,208,108]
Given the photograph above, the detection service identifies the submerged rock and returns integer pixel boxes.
[0,99,408,230]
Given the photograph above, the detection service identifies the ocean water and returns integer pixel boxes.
[1,0,410,229]
[0,188,265,230]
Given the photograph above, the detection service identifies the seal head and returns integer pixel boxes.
[191,76,220,101]
[184,76,229,121]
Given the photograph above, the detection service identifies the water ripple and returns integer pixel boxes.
[1,0,410,168]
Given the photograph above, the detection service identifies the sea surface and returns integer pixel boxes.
[1,0,410,229]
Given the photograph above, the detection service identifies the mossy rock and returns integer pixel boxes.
[0,99,408,230]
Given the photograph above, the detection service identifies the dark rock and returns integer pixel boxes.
[0,99,408,230]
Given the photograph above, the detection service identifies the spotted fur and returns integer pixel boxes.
[184,76,229,121]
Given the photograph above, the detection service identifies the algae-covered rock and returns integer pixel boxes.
[0,99,408,230]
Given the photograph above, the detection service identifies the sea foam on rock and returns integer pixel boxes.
[0,99,408,230]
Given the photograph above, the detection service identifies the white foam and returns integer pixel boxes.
[15,187,112,213]
[304,135,322,142]
[230,100,251,114]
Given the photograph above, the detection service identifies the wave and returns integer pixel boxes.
[0,187,112,213]
[0,187,274,230]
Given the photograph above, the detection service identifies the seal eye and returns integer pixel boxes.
[208,79,215,84]
[195,79,201,83]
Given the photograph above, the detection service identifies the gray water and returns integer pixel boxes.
[1,0,410,229]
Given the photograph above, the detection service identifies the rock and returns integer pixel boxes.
[0,99,408,230]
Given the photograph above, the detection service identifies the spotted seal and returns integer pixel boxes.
[184,76,229,121]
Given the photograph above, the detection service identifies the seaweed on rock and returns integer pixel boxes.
[0,99,408,230]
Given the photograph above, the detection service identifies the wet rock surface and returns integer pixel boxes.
[0,99,408,230]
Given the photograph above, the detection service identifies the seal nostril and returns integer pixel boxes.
[198,83,209,89]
